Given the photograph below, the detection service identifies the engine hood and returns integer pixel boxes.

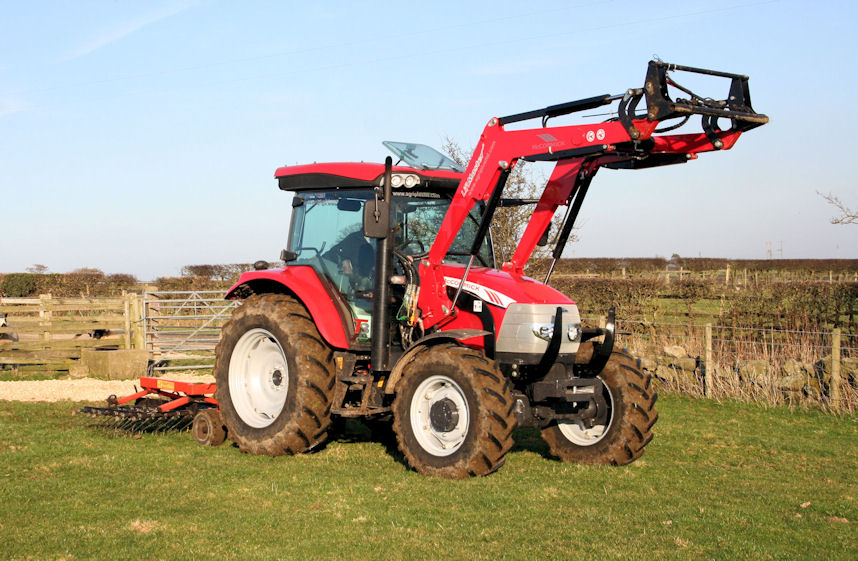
[438,263,574,309]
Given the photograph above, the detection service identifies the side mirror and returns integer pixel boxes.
[363,199,390,239]
[280,249,298,263]
[365,156,393,239]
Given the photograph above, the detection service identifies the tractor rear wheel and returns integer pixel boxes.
[214,294,336,456]
[541,351,657,465]
[392,344,515,478]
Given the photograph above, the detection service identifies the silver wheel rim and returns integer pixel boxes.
[557,376,614,446]
[228,328,289,428]
[409,375,469,457]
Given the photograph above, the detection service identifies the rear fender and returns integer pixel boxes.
[225,266,352,349]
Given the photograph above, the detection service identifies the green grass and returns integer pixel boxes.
[1,395,855,561]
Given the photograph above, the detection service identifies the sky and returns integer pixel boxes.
[1,0,856,280]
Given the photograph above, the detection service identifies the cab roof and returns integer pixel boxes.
[275,162,463,193]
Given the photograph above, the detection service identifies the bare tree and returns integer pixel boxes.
[819,192,858,225]
[442,138,571,265]
[25,264,48,274]
[71,267,104,277]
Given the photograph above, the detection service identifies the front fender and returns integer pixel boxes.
[383,329,490,395]
[225,266,352,349]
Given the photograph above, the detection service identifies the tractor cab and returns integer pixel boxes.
[278,143,493,344]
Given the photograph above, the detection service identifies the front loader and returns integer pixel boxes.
[213,61,768,477]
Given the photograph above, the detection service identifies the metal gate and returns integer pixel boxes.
[142,291,239,373]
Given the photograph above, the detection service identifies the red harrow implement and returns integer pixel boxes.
[79,377,227,446]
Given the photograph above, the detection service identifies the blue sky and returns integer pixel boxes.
[2,0,856,279]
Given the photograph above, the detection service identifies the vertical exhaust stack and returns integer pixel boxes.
[369,157,394,373]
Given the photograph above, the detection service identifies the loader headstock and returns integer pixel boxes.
[643,61,768,130]
[614,60,769,148]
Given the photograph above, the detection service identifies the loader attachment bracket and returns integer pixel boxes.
[579,306,615,374]
[644,60,769,130]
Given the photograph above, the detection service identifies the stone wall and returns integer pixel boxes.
[636,344,858,403]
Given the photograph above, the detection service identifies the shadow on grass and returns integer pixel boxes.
[327,418,556,467]
[78,408,558,469]
[511,427,553,459]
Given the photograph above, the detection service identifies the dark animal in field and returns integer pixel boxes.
[0,313,19,343]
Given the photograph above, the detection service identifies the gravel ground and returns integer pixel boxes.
[0,373,216,403]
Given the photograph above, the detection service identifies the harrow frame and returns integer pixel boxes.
[79,377,225,444]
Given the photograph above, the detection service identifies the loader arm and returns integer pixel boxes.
[418,60,768,327]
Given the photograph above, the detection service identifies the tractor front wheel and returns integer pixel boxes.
[392,344,515,478]
[214,294,335,456]
[541,351,657,465]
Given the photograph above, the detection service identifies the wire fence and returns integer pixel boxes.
[600,317,858,413]
[138,294,857,411]
[6,290,852,413]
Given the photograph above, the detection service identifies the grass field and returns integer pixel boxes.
[1,395,855,561]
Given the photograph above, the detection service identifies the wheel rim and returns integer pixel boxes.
[195,417,210,441]
[557,376,615,446]
[409,375,469,457]
[228,328,289,428]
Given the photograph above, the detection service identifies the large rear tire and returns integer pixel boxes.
[214,294,336,456]
[392,344,516,478]
[541,351,657,465]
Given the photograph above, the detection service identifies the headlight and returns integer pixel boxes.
[567,323,582,342]
[388,174,420,188]
[532,323,553,342]
[531,322,582,342]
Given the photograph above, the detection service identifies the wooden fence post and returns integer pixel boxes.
[725,264,731,286]
[123,291,132,350]
[39,293,52,342]
[831,328,842,411]
[132,294,146,350]
[704,323,713,396]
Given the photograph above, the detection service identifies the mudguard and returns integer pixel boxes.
[383,329,490,395]
[225,266,352,349]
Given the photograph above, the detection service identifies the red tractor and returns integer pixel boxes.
[213,61,768,478]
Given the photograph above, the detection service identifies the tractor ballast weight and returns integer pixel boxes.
[215,61,768,477]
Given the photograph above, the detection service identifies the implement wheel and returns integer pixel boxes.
[193,409,227,446]
[392,344,515,479]
[541,351,658,465]
[214,294,335,455]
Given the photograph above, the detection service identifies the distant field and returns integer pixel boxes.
[2,258,857,298]
[1,395,855,560]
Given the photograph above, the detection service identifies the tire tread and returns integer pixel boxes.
[541,351,657,466]
[392,343,516,479]
[214,294,336,456]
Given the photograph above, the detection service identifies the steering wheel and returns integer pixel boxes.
[297,242,326,257]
